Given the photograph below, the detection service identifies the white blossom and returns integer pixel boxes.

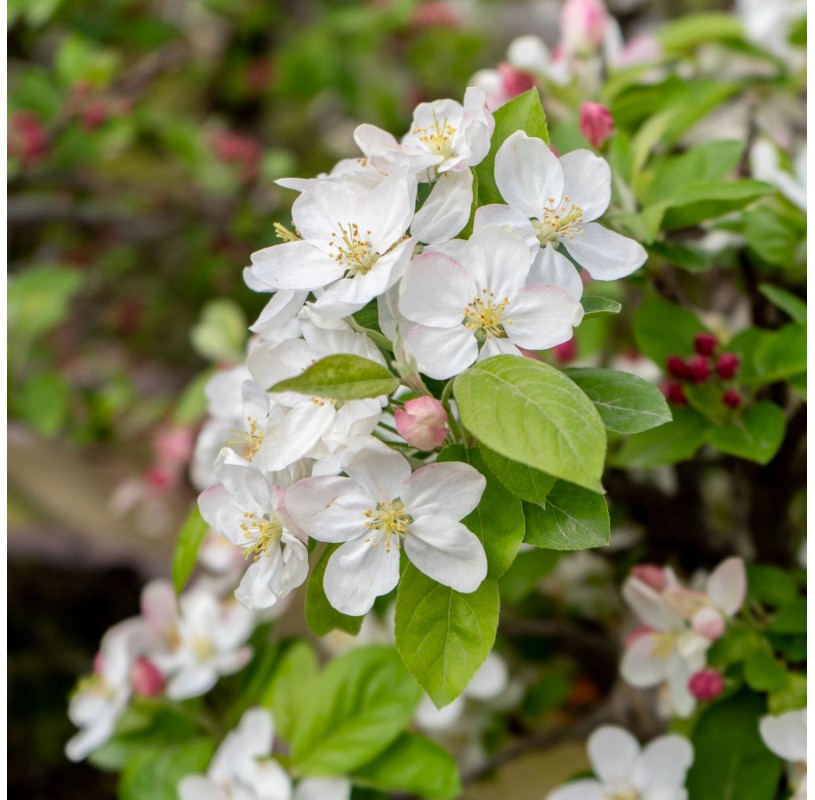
[285,437,487,615]
[760,709,807,800]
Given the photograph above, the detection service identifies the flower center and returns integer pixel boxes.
[533,195,584,246]
[329,222,379,276]
[651,631,678,659]
[240,512,284,561]
[229,417,264,461]
[607,791,640,800]
[463,288,512,342]
[189,635,215,661]
[412,114,458,160]
[364,499,413,553]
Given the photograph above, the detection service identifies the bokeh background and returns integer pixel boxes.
[7,0,773,798]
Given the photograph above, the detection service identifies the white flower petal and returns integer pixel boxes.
[403,323,478,380]
[622,577,680,631]
[342,437,412,501]
[528,245,584,300]
[260,402,337,472]
[495,130,564,218]
[563,222,647,281]
[620,634,669,687]
[587,725,641,788]
[466,224,532,298]
[178,777,228,800]
[214,448,275,513]
[505,283,583,350]
[559,150,611,222]
[547,780,606,800]
[411,169,474,244]
[478,337,522,361]
[466,652,509,700]
[285,476,372,543]
[706,557,746,616]
[404,515,487,593]
[398,251,473,327]
[633,734,694,792]
[403,461,486,520]
[294,777,352,800]
[473,204,539,255]
[759,710,807,762]
[323,536,401,615]
[414,694,465,730]
[248,240,342,291]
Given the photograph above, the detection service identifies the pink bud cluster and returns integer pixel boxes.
[661,332,742,409]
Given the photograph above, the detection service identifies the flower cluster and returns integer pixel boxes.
[620,557,746,717]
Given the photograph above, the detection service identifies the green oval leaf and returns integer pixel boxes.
[523,482,610,551]
[479,445,556,504]
[705,401,786,465]
[270,354,398,399]
[171,506,210,594]
[453,356,606,492]
[563,367,672,434]
[613,406,710,469]
[395,564,499,709]
[581,296,622,317]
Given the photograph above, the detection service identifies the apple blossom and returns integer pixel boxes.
[394,395,449,450]
[547,725,694,800]
[478,131,647,281]
[750,139,806,211]
[398,225,584,379]
[285,437,487,615]
[579,102,614,149]
[759,709,807,800]
[560,0,609,57]
[199,449,309,610]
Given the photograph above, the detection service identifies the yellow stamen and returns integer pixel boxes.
[533,194,584,246]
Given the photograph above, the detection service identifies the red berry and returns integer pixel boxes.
[662,382,687,406]
[686,355,711,384]
[688,668,724,701]
[694,332,718,356]
[666,355,688,380]
[722,389,742,409]
[716,352,740,380]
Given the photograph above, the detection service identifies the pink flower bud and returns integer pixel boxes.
[666,355,688,380]
[631,564,667,592]
[130,658,165,697]
[580,103,614,149]
[553,337,578,364]
[661,382,687,406]
[560,0,608,55]
[92,652,105,675]
[693,332,718,357]
[692,606,726,640]
[722,389,742,409]
[395,396,449,451]
[686,355,711,384]
[498,62,535,100]
[716,352,740,380]
[688,668,724,701]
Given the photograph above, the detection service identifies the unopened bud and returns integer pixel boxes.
[716,352,740,380]
[686,355,711,384]
[693,332,718,357]
[662,382,687,406]
[688,668,724,701]
[130,658,165,697]
[553,337,578,364]
[722,389,742,409]
[666,355,688,380]
[580,102,614,149]
[560,0,608,55]
[395,396,449,451]
[498,62,535,99]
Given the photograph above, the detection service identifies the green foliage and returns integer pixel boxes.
[658,13,746,52]
[613,406,710,468]
[523,483,610,551]
[289,646,421,774]
[438,445,526,579]
[758,284,807,323]
[8,265,83,345]
[729,324,807,387]
[744,650,788,692]
[189,299,248,364]
[119,738,214,800]
[633,292,707,366]
[475,88,549,206]
[563,368,672,434]
[395,564,499,708]
[581,296,623,317]
[479,445,556,505]
[270,355,398,399]
[705,401,786,464]
[306,545,365,637]
[686,691,781,800]
[454,356,606,493]
[351,733,461,800]
[171,506,210,594]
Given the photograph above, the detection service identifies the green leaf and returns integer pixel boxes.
[660,180,773,230]
[306,545,364,637]
[499,548,562,603]
[708,624,765,667]
[768,672,807,715]
[15,372,71,437]
[563,367,672,434]
[8,265,83,343]
[475,88,548,206]
[189,299,247,364]
[395,564,499,708]
[659,12,745,51]
[523,482,609,550]
[270,354,398,399]
[743,202,807,269]
[351,733,461,800]
[758,284,807,323]
[613,406,710,469]
[438,445,525,579]
[730,323,807,388]
[290,646,421,774]
[746,564,798,607]
[581,295,622,317]
[647,240,714,273]
[171,506,210,594]
[259,640,319,742]
[119,738,215,800]
[744,650,788,692]
[705,401,786,465]
[479,445,556,504]
[686,691,781,800]
[453,356,606,493]
[768,598,807,634]
[633,292,708,366]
